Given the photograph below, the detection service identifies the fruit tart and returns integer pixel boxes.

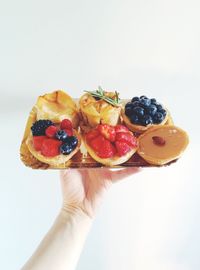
[79,86,122,127]
[122,95,170,133]
[83,124,138,166]
[20,90,81,168]
[26,118,81,167]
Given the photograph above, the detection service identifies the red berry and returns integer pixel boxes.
[90,135,106,152]
[115,141,131,156]
[45,125,58,138]
[60,119,72,130]
[90,135,116,158]
[97,124,116,142]
[115,125,129,133]
[33,136,47,151]
[97,140,116,158]
[115,132,138,147]
[41,139,62,157]
[64,129,73,136]
[85,129,100,141]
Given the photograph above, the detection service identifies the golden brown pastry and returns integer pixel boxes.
[79,87,122,127]
[35,90,79,128]
[137,125,189,165]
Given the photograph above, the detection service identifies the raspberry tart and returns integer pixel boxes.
[26,119,81,167]
[83,124,138,166]
[79,86,122,127]
[122,95,171,133]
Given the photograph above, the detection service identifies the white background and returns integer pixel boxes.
[0,0,200,269]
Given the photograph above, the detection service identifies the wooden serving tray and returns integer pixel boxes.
[20,99,174,169]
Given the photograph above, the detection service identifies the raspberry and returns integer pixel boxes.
[33,136,47,151]
[41,139,62,157]
[45,125,58,138]
[60,119,72,130]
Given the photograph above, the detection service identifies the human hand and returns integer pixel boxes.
[60,167,140,218]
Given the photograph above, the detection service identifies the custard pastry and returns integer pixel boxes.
[137,125,189,165]
[79,86,122,127]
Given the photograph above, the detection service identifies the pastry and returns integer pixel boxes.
[79,86,122,127]
[83,124,138,166]
[122,95,169,133]
[137,125,189,165]
[35,90,79,127]
[21,90,81,168]
[26,118,81,167]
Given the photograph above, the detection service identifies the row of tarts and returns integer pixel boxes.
[20,87,189,168]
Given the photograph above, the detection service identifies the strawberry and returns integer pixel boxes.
[90,135,106,152]
[60,119,72,130]
[115,132,138,147]
[41,139,62,157]
[85,129,100,141]
[97,124,116,142]
[97,140,116,158]
[89,135,116,158]
[45,125,58,138]
[115,125,129,133]
[115,141,131,156]
[33,136,47,151]
[64,128,73,136]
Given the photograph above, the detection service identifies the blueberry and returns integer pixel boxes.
[55,130,68,141]
[140,95,147,99]
[65,136,78,149]
[130,114,139,124]
[132,101,140,107]
[156,104,163,112]
[125,102,135,116]
[131,97,140,102]
[150,98,157,104]
[145,104,157,116]
[153,112,164,124]
[159,109,167,117]
[125,102,134,109]
[60,143,73,155]
[133,106,145,117]
[140,115,153,126]
[139,98,151,107]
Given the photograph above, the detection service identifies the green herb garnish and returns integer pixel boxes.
[84,86,120,107]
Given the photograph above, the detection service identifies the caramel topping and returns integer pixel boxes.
[152,136,166,146]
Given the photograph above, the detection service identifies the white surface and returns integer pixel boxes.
[0,0,200,269]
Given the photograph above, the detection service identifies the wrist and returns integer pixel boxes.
[60,203,94,222]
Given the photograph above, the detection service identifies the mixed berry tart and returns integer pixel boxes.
[122,95,171,133]
[83,124,138,166]
[26,118,81,167]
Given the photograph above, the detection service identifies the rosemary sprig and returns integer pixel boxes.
[84,86,121,107]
